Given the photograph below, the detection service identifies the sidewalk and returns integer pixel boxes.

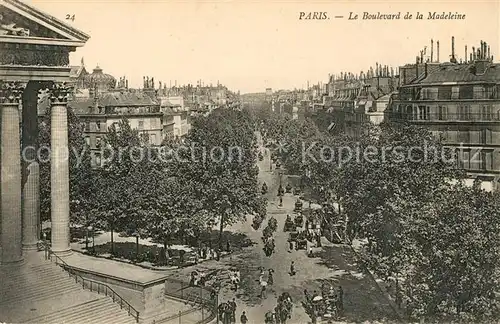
[62,252,168,283]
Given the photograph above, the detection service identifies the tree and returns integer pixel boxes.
[406,184,500,321]
[95,118,148,255]
[179,108,266,251]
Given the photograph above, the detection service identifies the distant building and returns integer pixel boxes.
[324,65,399,137]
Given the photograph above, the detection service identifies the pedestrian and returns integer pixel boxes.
[289,261,296,276]
[260,280,267,298]
[308,247,313,257]
[230,298,237,320]
[268,269,274,285]
[288,240,293,253]
[240,311,248,324]
[227,241,231,253]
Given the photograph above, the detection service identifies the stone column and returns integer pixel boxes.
[49,83,72,256]
[0,81,25,264]
[22,83,41,250]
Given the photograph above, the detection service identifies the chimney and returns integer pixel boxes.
[420,50,424,64]
[488,45,491,60]
[470,53,473,62]
[431,39,434,62]
[416,56,419,77]
[437,40,440,62]
[425,62,428,77]
[477,48,481,60]
[473,47,476,60]
[125,79,128,89]
[465,45,467,63]
[451,36,456,63]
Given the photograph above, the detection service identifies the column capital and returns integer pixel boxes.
[47,82,73,105]
[0,81,27,105]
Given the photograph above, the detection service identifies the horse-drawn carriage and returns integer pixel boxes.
[284,215,295,232]
[294,199,303,212]
[294,214,303,228]
[268,216,278,232]
[288,231,307,250]
[263,237,275,257]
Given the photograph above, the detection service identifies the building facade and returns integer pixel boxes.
[324,65,399,137]
[388,39,499,191]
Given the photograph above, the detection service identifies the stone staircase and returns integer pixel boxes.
[0,253,137,324]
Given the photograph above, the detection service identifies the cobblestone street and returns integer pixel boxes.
[168,135,398,323]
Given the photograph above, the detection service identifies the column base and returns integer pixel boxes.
[22,243,39,251]
[51,249,73,258]
[0,257,25,267]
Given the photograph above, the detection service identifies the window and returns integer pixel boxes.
[138,120,144,130]
[458,106,470,120]
[85,137,90,146]
[95,153,101,167]
[455,149,464,168]
[95,136,102,148]
[481,105,492,120]
[458,85,474,99]
[84,122,90,131]
[458,131,470,143]
[437,86,452,100]
[473,86,486,99]
[150,134,157,145]
[418,106,429,120]
[438,106,448,120]
[481,129,492,144]
[485,85,496,99]
[96,121,101,131]
[406,105,413,120]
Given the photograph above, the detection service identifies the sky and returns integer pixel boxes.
[28,0,500,93]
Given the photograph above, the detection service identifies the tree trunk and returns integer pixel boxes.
[218,213,225,255]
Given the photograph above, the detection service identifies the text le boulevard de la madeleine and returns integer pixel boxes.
[298,11,466,20]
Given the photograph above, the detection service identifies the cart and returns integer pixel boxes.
[284,217,295,232]
[294,200,303,212]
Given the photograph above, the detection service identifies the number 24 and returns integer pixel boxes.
[66,14,75,21]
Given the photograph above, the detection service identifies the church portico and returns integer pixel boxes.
[0,0,89,264]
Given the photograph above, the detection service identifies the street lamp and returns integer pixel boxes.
[87,225,94,254]
[133,231,140,259]
[206,221,213,250]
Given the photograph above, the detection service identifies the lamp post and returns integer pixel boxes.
[87,225,94,254]
[85,224,90,250]
[207,221,213,250]
[278,171,284,207]
[133,231,140,259]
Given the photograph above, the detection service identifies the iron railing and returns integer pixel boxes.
[47,250,140,323]
[161,278,218,324]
